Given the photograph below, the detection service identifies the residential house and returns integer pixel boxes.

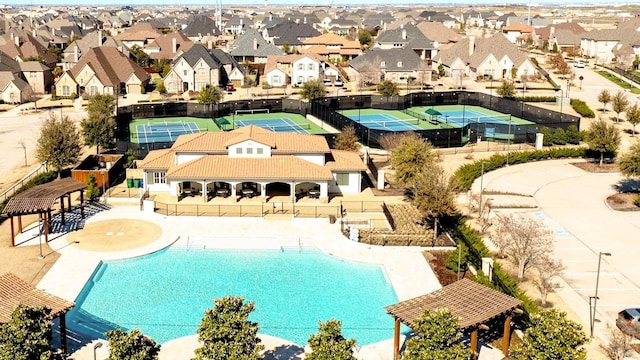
[362,12,395,30]
[374,23,437,62]
[264,21,321,52]
[182,15,223,47]
[55,47,150,98]
[349,47,432,86]
[145,32,195,61]
[19,61,53,94]
[0,32,57,68]
[163,44,222,94]
[138,125,367,201]
[416,21,461,48]
[263,54,324,87]
[300,32,361,62]
[0,72,33,103]
[229,28,285,64]
[224,16,247,35]
[114,21,162,48]
[60,29,129,72]
[211,48,245,88]
[326,18,358,37]
[534,22,586,52]
[263,56,290,87]
[580,19,640,66]
[417,11,458,29]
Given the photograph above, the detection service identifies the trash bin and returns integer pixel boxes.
[329,215,336,224]
[139,179,144,188]
[133,179,140,188]
[126,179,133,188]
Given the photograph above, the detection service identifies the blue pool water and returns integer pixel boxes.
[67,247,399,347]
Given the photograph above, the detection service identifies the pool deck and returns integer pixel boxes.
[15,205,442,360]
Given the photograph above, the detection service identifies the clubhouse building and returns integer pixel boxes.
[138,125,367,202]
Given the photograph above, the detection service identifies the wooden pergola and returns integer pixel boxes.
[1,178,87,246]
[385,278,523,359]
[0,273,75,353]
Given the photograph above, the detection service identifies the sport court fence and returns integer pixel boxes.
[311,91,579,148]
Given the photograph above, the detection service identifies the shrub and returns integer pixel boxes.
[70,92,77,99]
[540,126,553,146]
[570,98,595,118]
[566,125,580,144]
[552,128,567,145]
[0,170,57,219]
[635,195,640,207]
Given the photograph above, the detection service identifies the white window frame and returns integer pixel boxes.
[336,173,349,186]
[153,172,166,184]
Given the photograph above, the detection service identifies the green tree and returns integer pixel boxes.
[86,173,100,200]
[401,308,472,360]
[611,90,629,123]
[540,126,553,146]
[552,127,567,145]
[598,89,611,112]
[496,80,516,98]
[0,305,54,360]
[154,78,166,94]
[390,133,436,187]
[357,29,372,48]
[334,125,360,151]
[566,124,581,144]
[437,64,445,77]
[105,328,159,360]
[194,296,263,360]
[81,94,116,154]
[411,164,459,239]
[36,112,82,178]
[152,57,172,77]
[300,79,326,101]
[511,309,587,360]
[197,85,224,117]
[619,141,640,178]
[586,119,621,166]
[282,41,292,54]
[376,80,399,97]
[47,45,63,62]
[130,45,151,67]
[307,319,357,360]
[625,103,640,135]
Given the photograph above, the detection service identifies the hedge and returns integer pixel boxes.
[570,98,595,118]
[452,147,587,191]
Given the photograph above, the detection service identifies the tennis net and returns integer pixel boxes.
[445,114,512,124]
[235,108,270,115]
[254,123,311,132]
[358,118,420,126]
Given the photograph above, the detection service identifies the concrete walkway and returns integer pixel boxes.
[471,159,640,355]
[18,206,442,360]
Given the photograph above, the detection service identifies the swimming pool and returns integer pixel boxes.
[67,247,399,348]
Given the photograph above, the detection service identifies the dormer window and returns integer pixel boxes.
[380,61,386,67]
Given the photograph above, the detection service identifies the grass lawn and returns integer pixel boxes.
[597,71,640,94]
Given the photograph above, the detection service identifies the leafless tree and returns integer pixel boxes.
[355,58,383,87]
[494,213,554,279]
[18,139,27,167]
[532,255,564,307]
[601,325,634,360]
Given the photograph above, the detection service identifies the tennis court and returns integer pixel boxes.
[217,111,323,134]
[235,118,311,133]
[342,112,421,131]
[129,117,218,144]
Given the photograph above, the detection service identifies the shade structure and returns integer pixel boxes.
[425,108,442,116]
[216,118,231,125]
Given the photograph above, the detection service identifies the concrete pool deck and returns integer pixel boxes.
[14,206,442,359]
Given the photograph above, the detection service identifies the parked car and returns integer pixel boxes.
[225,84,236,92]
[323,78,332,86]
[334,77,343,87]
[573,61,585,68]
[616,308,640,338]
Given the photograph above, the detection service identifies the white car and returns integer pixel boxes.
[334,78,344,87]
[573,61,585,68]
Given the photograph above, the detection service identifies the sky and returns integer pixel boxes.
[9,0,640,6]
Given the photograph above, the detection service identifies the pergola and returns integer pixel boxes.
[385,278,523,359]
[0,273,75,353]
[1,178,87,246]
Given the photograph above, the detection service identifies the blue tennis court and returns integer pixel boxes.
[439,110,513,126]
[346,113,420,131]
[134,121,201,143]
[234,118,310,133]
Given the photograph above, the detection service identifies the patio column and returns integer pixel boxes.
[44,212,50,243]
[393,317,400,360]
[260,182,266,197]
[80,191,85,219]
[17,215,22,233]
[470,327,478,359]
[59,195,65,225]
[502,314,512,355]
[202,181,207,202]
[10,217,15,247]
[290,181,296,202]
[60,313,67,354]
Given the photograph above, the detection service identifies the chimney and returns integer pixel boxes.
[468,36,475,56]
[253,38,258,50]
[32,29,36,37]
[303,17,307,24]
[98,29,103,46]
[172,37,177,53]
[74,44,78,63]
[14,35,19,47]
[269,13,273,21]
[402,28,407,40]
[207,40,213,49]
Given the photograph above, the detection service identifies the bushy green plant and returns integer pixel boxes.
[566,125,581,144]
[552,128,567,145]
[570,98,595,118]
[635,195,640,207]
[540,126,553,146]
[0,170,57,225]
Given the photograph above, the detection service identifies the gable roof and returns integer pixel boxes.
[350,47,424,72]
[469,33,530,68]
[145,31,194,60]
[70,47,150,87]
[114,21,162,41]
[375,23,435,50]
[174,44,220,69]
[0,273,74,322]
[182,15,222,37]
[269,21,321,46]
[63,30,127,62]
[229,28,285,57]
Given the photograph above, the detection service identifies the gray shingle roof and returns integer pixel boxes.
[175,44,220,69]
[183,15,221,37]
[269,21,320,46]
[376,23,435,50]
[350,47,423,72]
[229,28,285,57]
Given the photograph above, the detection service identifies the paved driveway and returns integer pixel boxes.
[472,159,640,341]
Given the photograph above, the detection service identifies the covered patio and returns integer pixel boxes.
[1,178,87,246]
[385,278,522,359]
[0,272,75,354]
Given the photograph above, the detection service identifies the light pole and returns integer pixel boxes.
[566,79,571,99]
[457,244,462,280]
[38,213,43,259]
[590,251,611,338]
[478,160,488,217]
[101,170,106,204]
[93,342,103,360]
[506,116,512,166]
[554,88,564,120]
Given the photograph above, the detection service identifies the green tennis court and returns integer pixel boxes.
[216,112,327,134]
[129,117,219,144]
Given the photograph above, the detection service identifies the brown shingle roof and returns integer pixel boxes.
[166,155,334,180]
[70,47,150,88]
[114,22,162,41]
[0,273,74,322]
[385,279,522,329]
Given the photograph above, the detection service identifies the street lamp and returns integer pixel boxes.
[478,160,488,217]
[566,79,571,99]
[590,252,611,338]
[101,170,106,204]
[93,342,103,360]
[554,88,564,120]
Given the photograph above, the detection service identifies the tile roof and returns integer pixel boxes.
[166,155,334,180]
[137,149,174,169]
[0,273,74,322]
[326,150,367,171]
